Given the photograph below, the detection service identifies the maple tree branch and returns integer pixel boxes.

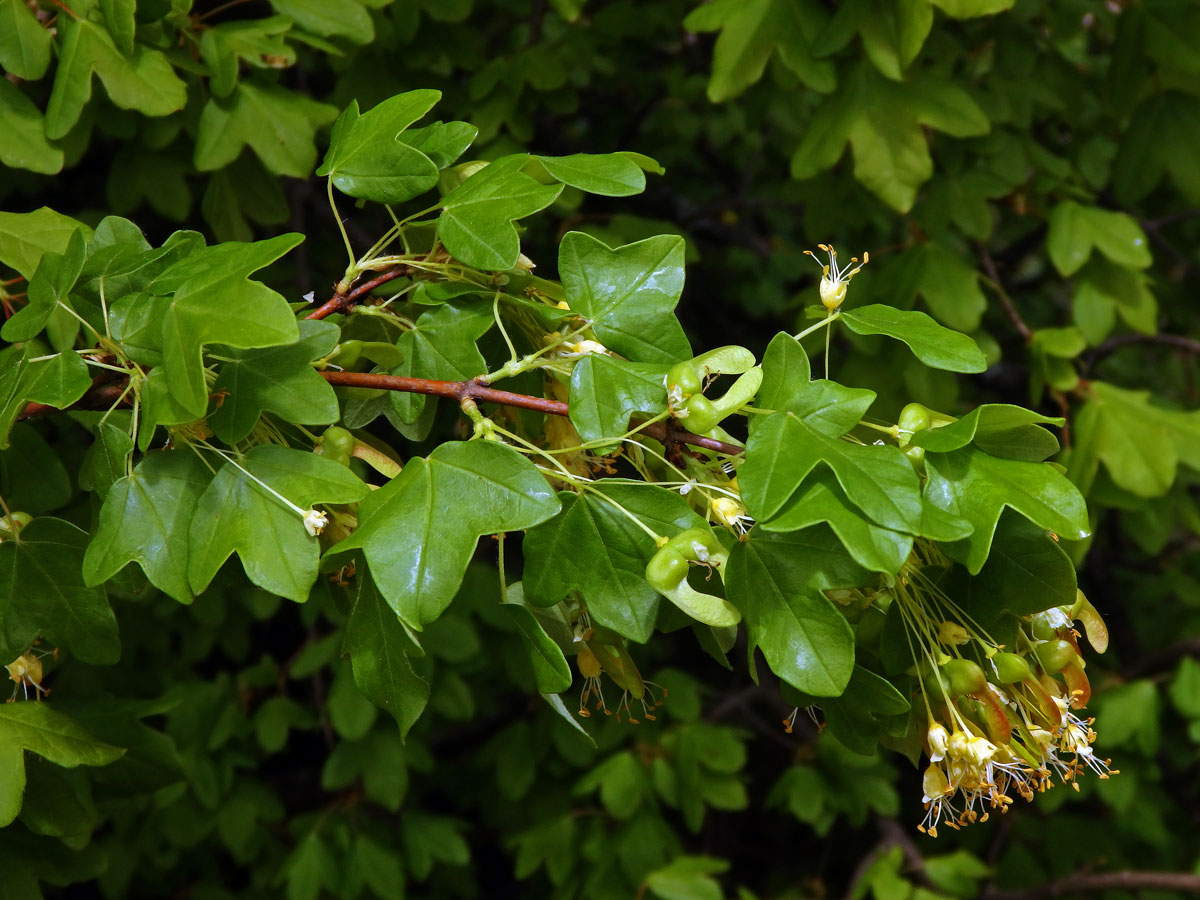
[322,370,570,416]
[320,371,745,455]
[17,371,745,456]
[16,381,130,422]
[984,870,1200,900]
[977,242,1032,344]
[304,266,410,320]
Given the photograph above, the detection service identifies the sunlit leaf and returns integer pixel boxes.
[327,441,559,628]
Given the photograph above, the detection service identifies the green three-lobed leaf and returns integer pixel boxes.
[558,231,691,364]
[327,441,560,629]
[157,233,304,417]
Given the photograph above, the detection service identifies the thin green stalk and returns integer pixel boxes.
[328,178,356,272]
[793,310,838,343]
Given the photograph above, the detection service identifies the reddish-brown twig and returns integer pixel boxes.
[320,371,745,455]
[16,370,745,456]
[304,267,410,320]
[17,382,131,421]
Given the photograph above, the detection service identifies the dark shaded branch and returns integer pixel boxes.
[985,870,1200,900]
[320,371,745,455]
[304,266,410,320]
[16,382,130,422]
[1085,332,1200,372]
[978,243,1032,344]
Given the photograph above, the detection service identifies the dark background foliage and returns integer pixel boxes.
[2,0,1200,897]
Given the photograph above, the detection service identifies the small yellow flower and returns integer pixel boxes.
[927,722,950,762]
[804,243,869,312]
[710,497,753,535]
[559,339,612,358]
[937,620,970,645]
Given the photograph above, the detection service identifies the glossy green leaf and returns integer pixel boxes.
[756,332,811,407]
[83,451,213,604]
[0,704,125,828]
[402,120,477,169]
[0,80,62,175]
[756,330,875,437]
[437,155,563,270]
[840,304,987,373]
[924,447,1090,573]
[568,355,669,445]
[344,569,430,738]
[0,349,32,450]
[762,471,913,574]
[209,319,341,443]
[0,0,51,79]
[195,81,338,178]
[188,446,369,601]
[44,8,187,139]
[157,233,304,416]
[524,486,707,642]
[559,231,691,363]
[2,228,87,343]
[0,208,91,280]
[390,302,492,422]
[79,227,201,307]
[79,422,134,500]
[137,367,200,452]
[741,411,924,532]
[536,153,647,197]
[910,404,1063,461]
[327,441,559,628]
[317,91,444,203]
[1046,201,1152,277]
[22,352,90,409]
[842,666,910,716]
[961,513,1077,625]
[726,531,857,696]
[500,583,572,694]
[0,517,119,665]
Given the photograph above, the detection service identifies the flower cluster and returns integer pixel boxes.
[913,598,1116,837]
[572,617,666,725]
